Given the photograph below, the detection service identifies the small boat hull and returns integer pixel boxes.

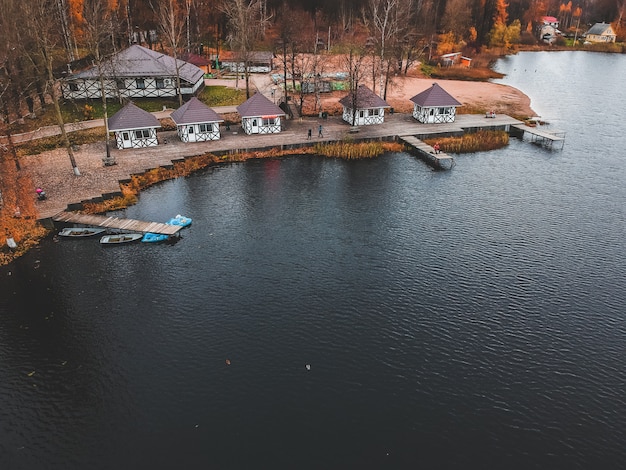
[59,227,106,238]
[100,233,142,245]
[141,232,169,243]
[166,214,192,228]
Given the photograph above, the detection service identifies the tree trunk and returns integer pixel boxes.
[46,59,79,176]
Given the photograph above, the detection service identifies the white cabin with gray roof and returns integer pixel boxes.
[236,93,285,135]
[339,85,390,126]
[62,45,205,100]
[410,83,462,124]
[585,23,616,43]
[108,102,161,149]
[171,97,224,142]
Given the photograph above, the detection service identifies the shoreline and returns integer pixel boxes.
[3,72,535,265]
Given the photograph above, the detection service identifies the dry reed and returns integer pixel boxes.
[424,130,509,153]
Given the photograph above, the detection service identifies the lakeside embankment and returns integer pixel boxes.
[1,76,533,265]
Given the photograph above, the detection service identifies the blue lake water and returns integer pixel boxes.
[1,51,625,469]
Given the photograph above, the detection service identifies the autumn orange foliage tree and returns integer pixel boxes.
[0,153,47,262]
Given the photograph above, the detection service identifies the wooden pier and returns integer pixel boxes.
[511,124,565,150]
[399,136,455,170]
[52,212,183,236]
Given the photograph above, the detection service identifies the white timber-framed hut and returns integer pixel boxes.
[62,45,205,100]
[170,97,223,142]
[410,83,462,124]
[108,102,161,149]
[339,84,390,126]
[220,51,274,73]
[236,93,285,135]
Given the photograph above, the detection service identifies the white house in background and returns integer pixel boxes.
[585,23,616,43]
[236,93,285,135]
[219,51,274,73]
[410,83,462,124]
[339,85,390,126]
[62,45,205,100]
[170,97,224,142]
[108,102,161,149]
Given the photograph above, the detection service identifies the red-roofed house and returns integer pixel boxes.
[542,16,559,28]
[410,83,462,124]
[171,97,224,142]
[236,93,285,134]
[108,102,161,149]
[338,85,390,126]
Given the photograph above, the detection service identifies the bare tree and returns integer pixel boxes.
[152,0,186,106]
[343,39,368,125]
[20,0,80,176]
[81,0,119,165]
[221,0,271,98]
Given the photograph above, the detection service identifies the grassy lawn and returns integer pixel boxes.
[197,86,247,107]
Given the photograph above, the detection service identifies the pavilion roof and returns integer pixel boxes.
[108,102,161,131]
[410,83,462,107]
[339,85,390,109]
[171,97,224,125]
[236,93,285,118]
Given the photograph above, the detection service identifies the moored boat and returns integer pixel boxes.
[99,233,142,245]
[59,227,106,238]
[166,214,192,227]
[141,232,169,243]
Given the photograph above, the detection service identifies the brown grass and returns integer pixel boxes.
[15,127,107,157]
[314,141,404,159]
[424,130,509,153]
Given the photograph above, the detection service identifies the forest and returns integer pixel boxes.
[1,0,624,258]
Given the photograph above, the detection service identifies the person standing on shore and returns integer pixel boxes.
[318,125,323,138]
[433,142,440,154]
[308,129,312,140]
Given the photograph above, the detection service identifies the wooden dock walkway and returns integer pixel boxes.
[52,212,183,235]
[511,124,565,149]
[399,136,455,170]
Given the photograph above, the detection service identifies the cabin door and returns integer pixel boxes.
[251,119,259,133]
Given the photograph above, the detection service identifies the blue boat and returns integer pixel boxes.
[166,214,192,228]
[141,232,169,243]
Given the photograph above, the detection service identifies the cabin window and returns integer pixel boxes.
[261,118,275,126]
[116,79,127,89]
[122,132,129,141]
[68,83,79,92]
[199,123,211,132]
[156,79,166,89]
[188,126,194,134]
[371,108,379,116]
[134,129,150,139]
[136,78,146,89]
[359,110,364,118]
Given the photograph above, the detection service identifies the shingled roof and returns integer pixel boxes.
[236,93,285,118]
[108,102,161,131]
[69,45,204,85]
[586,22,614,36]
[410,83,462,107]
[171,97,224,125]
[339,85,390,109]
